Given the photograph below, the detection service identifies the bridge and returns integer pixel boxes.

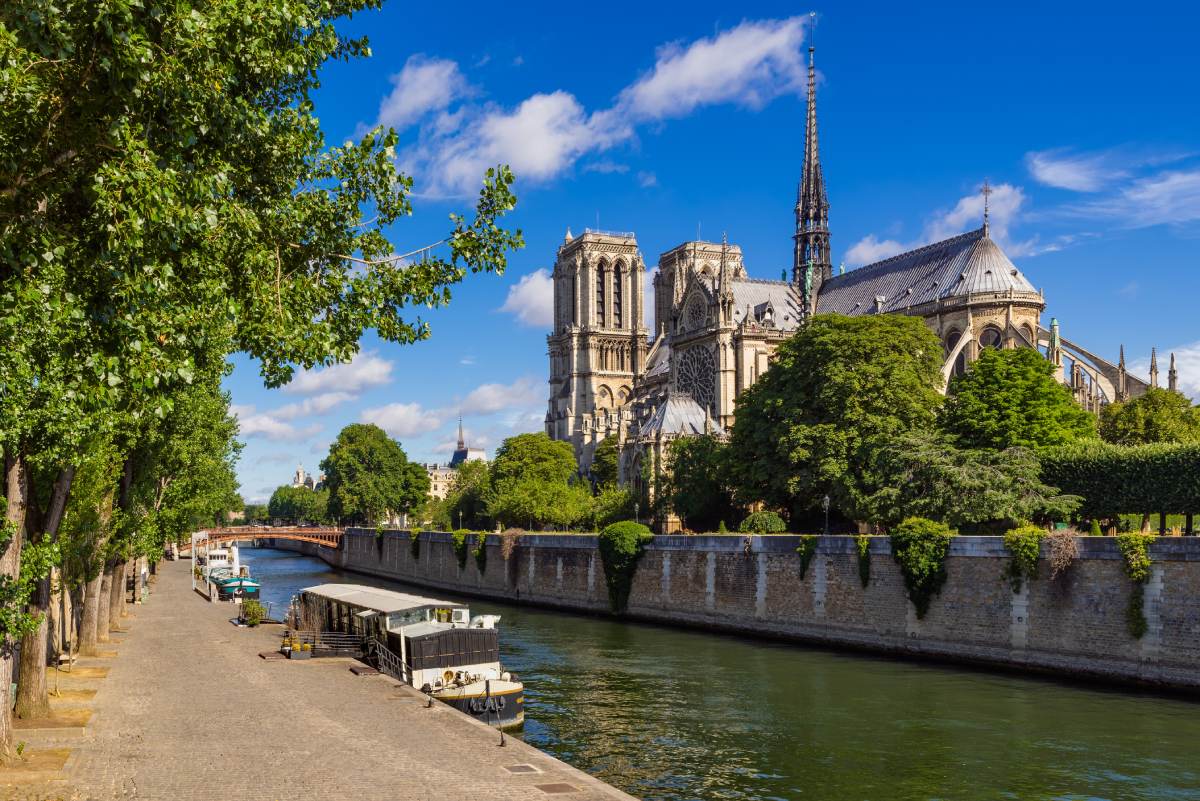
[181,526,344,551]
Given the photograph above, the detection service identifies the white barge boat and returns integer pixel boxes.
[294,583,524,729]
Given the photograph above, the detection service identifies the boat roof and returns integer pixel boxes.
[300,583,466,614]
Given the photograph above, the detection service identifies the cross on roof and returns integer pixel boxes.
[981,179,993,232]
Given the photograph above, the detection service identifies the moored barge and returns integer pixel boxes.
[294,583,524,729]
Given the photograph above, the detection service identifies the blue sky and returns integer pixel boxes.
[226,1,1200,504]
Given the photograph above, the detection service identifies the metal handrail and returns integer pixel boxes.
[368,638,412,684]
[284,629,365,651]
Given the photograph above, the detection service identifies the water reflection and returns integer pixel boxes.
[242,548,1200,801]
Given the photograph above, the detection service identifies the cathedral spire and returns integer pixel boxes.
[1118,344,1128,401]
[457,415,465,450]
[793,11,831,304]
[1150,348,1159,388]
[1169,352,1179,393]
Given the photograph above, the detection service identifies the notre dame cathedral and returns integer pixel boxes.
[545,41,1172,477]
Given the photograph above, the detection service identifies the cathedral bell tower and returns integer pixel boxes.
[793,15,832,315]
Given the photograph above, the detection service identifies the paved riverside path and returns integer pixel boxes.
[22,560,638,801]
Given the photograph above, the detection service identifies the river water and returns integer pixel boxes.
[241,547,1200,801]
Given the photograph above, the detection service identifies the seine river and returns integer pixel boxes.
[242,547,1200,801]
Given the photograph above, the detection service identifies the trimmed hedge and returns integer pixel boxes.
[1040,442,1200,518]
[739,511,787,534]
[598,521,653,613]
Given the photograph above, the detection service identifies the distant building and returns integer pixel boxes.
[449,418,486,468]
[291,464,322,491]
[425,418,487,500]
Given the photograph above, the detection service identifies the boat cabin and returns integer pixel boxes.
[296,584,502,689]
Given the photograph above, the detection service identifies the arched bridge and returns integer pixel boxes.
[182,526,343,551]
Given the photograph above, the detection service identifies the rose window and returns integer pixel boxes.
[676,346,716,410]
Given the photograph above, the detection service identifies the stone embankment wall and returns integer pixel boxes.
[272,530,1200,690]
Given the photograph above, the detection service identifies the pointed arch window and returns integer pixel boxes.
[613,269,623,328]
[596,266,606,327]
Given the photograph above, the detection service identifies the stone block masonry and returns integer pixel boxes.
[274,531,1200,691]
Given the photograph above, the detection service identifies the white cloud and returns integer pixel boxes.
[844,182,1033,265]
[617,16,807,121]
[284,350,394,395]
[360,402,446,438]
[1026,149,1124,193]
[637,171,658,188]
[460,376,542,415]
[584,160,629,175]
[499,268,553,327]
[231,404,322,442]
[377,55,471,131]
[398,16,810,195]
[254,452,295,466]
[271,391,354,421]
[1072,169,1200,229]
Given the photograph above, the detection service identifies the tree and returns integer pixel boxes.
[268,485,329,524]
[726,314,945,519]
[321,425,427,525]
[0,0,522,753]
[940,348,1097,451]
[857,431,1080,532]
[1100,388,1200,445]
[664,436,738,532]
[445,460,492,531]
[590,437,620,487]
[487,433,592,529]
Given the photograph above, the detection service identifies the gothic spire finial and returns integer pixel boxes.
[793,12,831,297]
[981,179,993,235]
[1150,348,1160,388]
[1169,352,1179,393]
[457,415,465,449]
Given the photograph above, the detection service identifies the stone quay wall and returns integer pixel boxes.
[270,530,1200,690]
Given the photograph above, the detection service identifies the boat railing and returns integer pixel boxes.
[367,637,413,685]
[284,629,367,655]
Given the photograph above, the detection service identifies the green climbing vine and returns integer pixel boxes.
[889,517,957,619]
[409,528,420,561]
[598,521,653,613]
[855,534,871,588]
[473,533,488,574]
[451,529,471,570]
[1002,524,1046,593]
[1116,532,1156,638]
[796,535,817,579]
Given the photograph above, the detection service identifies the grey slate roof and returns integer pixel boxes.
[816,227,1039,316]
[638,391,725,439]
[729,278,804,330]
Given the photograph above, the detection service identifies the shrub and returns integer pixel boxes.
[409,528,420,561]
[598,521,653,613]
[889,517,956,619]
[796,535,818,579]
[499,528,524,560]
[1089,519,1103,537]
[1047,529,1079,580]
[1040,442,1200,518]
[241,599,266,626]
[473,533,488,574]
[1003,524,1046,593]
[855,534,871,588]
[739,511,787,534]
[718,520,729,533]
[451,529,471,570]
[1116,533,1156,639]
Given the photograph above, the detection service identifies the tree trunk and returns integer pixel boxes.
[0,452,30,758]
[15,467,74,720]
[79,573,104,655]
[97,572,112,642]
[107,559,125,631]
[1187,513,1195,537]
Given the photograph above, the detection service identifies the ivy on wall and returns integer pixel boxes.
[409,528,420,561]
[598,521,653,613]
[451,529,471,570]
[796,535,817,579]
[473,533,488,574]
[1003,524,1046,593]
[889,517,956,619]
[1116,533,1156,638]
[855,534,871,588]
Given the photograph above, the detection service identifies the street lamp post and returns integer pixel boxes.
[634,502,639,525]
[822,494,831,537]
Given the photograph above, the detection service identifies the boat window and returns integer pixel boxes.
[452,610,468,624]
[435,608,453,623]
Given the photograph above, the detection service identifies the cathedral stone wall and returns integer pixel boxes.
[276,530,1200,691]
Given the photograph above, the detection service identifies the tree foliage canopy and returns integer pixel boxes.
[589,437,620,488]
[268,485,330,524]
[940,348,1097,450]
[321,424,427,525]
[664,435,737,532]
[487,433,591,529]
[1099,388,1200,446]
[726,314,945,518]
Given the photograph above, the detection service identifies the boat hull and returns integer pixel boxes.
[432,680,524,730]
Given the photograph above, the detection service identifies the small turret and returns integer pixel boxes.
[1169,352,1179,393]
[1150,348,1159,389]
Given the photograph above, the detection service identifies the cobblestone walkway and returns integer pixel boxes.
[8,561,636,801]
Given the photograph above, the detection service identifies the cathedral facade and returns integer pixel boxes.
[545,42,1162,477]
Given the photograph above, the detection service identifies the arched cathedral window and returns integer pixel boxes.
[979,326,1004,350]
[596,267,606,327]
[613,270,622,328]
